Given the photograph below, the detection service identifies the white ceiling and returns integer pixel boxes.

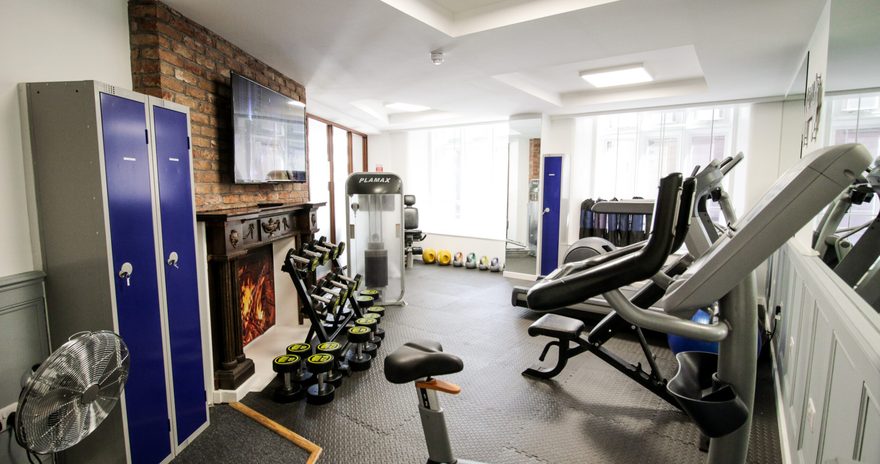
[163,0,828,134]
[379,0,621,37]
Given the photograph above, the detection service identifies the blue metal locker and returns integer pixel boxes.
[151,104,208,445]
[540,156,563,275]
[99,93,172,464]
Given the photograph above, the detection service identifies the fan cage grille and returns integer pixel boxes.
[16,330,130,454]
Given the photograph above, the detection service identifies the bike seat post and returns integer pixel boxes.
[415,377,457,464]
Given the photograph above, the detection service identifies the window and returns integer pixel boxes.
[404,123,509,239]
[824,92,880,242]
[569,104,747,244]
[306,115,368,249]
[589,106,740,200]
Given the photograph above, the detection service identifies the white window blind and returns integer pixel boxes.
[404,123,509,240]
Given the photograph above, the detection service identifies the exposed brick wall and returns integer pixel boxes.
[129,0,308,211]
[529,138,541,180]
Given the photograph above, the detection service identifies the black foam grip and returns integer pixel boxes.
[670,177,696,253]
[526,173,683,311]
[556,177,694,277]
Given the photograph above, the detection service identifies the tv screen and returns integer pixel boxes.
[232,73,306,183]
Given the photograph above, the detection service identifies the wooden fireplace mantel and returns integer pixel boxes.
[198,202,326,257]
[197,201,325,390]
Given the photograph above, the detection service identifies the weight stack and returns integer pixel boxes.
[365,243,388,288]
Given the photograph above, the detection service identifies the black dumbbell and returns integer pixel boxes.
[300,247,325,266]
[365,306,385,339]
[320,278,352,318]
[317,236,345,259]
[272,354,304,403]
[310,242,332,264]
[326,276,351,302]
[286,343,315,385]
[345,326,373,371]
[305,353,336,405]
[311,292,340,324]
[289,253,319,272]
[354,317,380,353]
[361,288,380,301]
[356,294,374,312]
[334,273,359,293]
[316,341,345,387]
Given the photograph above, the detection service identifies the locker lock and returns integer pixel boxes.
[167,251,179,268]
[118,262,133,287]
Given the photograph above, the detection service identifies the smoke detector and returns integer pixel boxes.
[431,50,444,66]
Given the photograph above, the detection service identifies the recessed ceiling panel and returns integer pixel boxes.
[493,45,705,107]
[527,45,704,94]
[163,0,828,131]
[380,0,621,37]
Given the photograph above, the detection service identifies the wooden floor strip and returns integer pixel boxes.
[229,401,323,464]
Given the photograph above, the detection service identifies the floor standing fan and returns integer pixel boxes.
[8,331,130,463]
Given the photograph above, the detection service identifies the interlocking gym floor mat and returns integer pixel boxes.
[181,265,782,464]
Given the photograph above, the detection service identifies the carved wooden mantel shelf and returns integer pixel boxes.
[197,202,325,390]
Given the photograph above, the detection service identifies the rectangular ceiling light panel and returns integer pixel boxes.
[580,65,653,88]
[385,102,431,112]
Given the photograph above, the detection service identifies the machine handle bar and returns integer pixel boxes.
[527,173,683,311]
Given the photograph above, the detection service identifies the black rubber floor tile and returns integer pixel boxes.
[180,264,782,464]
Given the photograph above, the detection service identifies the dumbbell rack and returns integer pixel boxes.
[280,245,365,345]
[276,239,389,405]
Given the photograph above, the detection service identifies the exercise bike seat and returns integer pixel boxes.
[384,340,464,384]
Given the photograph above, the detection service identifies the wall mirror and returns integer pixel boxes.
[820,0,880,313]
[506,115,542,276]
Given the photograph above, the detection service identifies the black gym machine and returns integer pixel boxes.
[521,177,697,408]
[270,236,389,405]
[514,155,746,409]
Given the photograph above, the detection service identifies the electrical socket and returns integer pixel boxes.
[0,402,18,433]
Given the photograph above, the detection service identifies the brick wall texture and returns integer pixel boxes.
[529,138,541,180]
[129,0,309,211]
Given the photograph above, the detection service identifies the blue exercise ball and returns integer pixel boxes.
[667,309,764,355]
[667,309,719,355]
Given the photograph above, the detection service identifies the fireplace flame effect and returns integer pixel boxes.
[239,248,276,347]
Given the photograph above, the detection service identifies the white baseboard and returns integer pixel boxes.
[503,271,538,281]
[770,342,795,464]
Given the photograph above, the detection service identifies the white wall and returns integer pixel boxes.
[0,0,133,278]
[801,0,832,156]
[536,117,581,265]
[507,134,531,247]
[367,132,407,174]
[743,102,787,210]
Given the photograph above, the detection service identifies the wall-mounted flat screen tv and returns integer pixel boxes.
[232,72,306,183]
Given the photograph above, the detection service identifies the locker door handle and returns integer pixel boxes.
[118,262,133,287]
[167,251,180,268]
[543,208,551,214]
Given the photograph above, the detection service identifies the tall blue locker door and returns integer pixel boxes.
[99,93,172,464]
[152,105,208,445]
[540,156,563,276]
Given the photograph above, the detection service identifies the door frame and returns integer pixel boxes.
[535,153,565,277]
[306,113,368,243]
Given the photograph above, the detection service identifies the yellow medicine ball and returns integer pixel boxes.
[422,248,437,264]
